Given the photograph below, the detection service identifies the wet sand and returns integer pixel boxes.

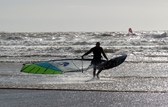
[1,89,168,107]
[1,62,168,107]
[1,62,168,92]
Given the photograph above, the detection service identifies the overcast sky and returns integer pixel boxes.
[0,0,168,32]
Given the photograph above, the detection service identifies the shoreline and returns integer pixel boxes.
[1,62,168,92]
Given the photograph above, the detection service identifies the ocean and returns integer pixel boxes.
[0,31,168,62]
[1,31,168,92]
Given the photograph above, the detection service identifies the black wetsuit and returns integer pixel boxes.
[83,46,108,66]
[82,45,108,78]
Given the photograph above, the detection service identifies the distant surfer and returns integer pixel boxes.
[128,28,133,34]
[128,27,136,35]
[127,28,136,36]
[82,42,108,79]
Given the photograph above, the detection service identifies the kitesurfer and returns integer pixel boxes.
[82,42,108,79]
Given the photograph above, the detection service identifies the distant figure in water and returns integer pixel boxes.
[128,28,133,34]
[82,42,108,79]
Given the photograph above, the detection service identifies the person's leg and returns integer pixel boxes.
[96,68,103,79]
[93,67,96,78]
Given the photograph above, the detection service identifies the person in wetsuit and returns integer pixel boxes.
[82,42,108,79]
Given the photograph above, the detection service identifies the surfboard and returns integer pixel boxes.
[98,53,127,70]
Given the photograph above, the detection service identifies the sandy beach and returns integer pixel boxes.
[1,58,168,107]
[1,89,168,107]
[1,62,168,107]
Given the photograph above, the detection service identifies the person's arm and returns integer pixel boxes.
[101,48,108,60]
[82,48,93,59]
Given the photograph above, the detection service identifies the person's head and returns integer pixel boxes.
[96,42,100,47]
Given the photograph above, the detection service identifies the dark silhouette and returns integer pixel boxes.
[128,28,133,34]
[82,42,108,79]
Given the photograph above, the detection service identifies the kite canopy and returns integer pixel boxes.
[21,59,92,74]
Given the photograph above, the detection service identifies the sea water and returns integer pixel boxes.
[1,31,168,91]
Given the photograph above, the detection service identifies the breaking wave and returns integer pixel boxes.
[0,31,168,62]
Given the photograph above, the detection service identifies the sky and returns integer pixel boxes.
[0,0,168,32]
